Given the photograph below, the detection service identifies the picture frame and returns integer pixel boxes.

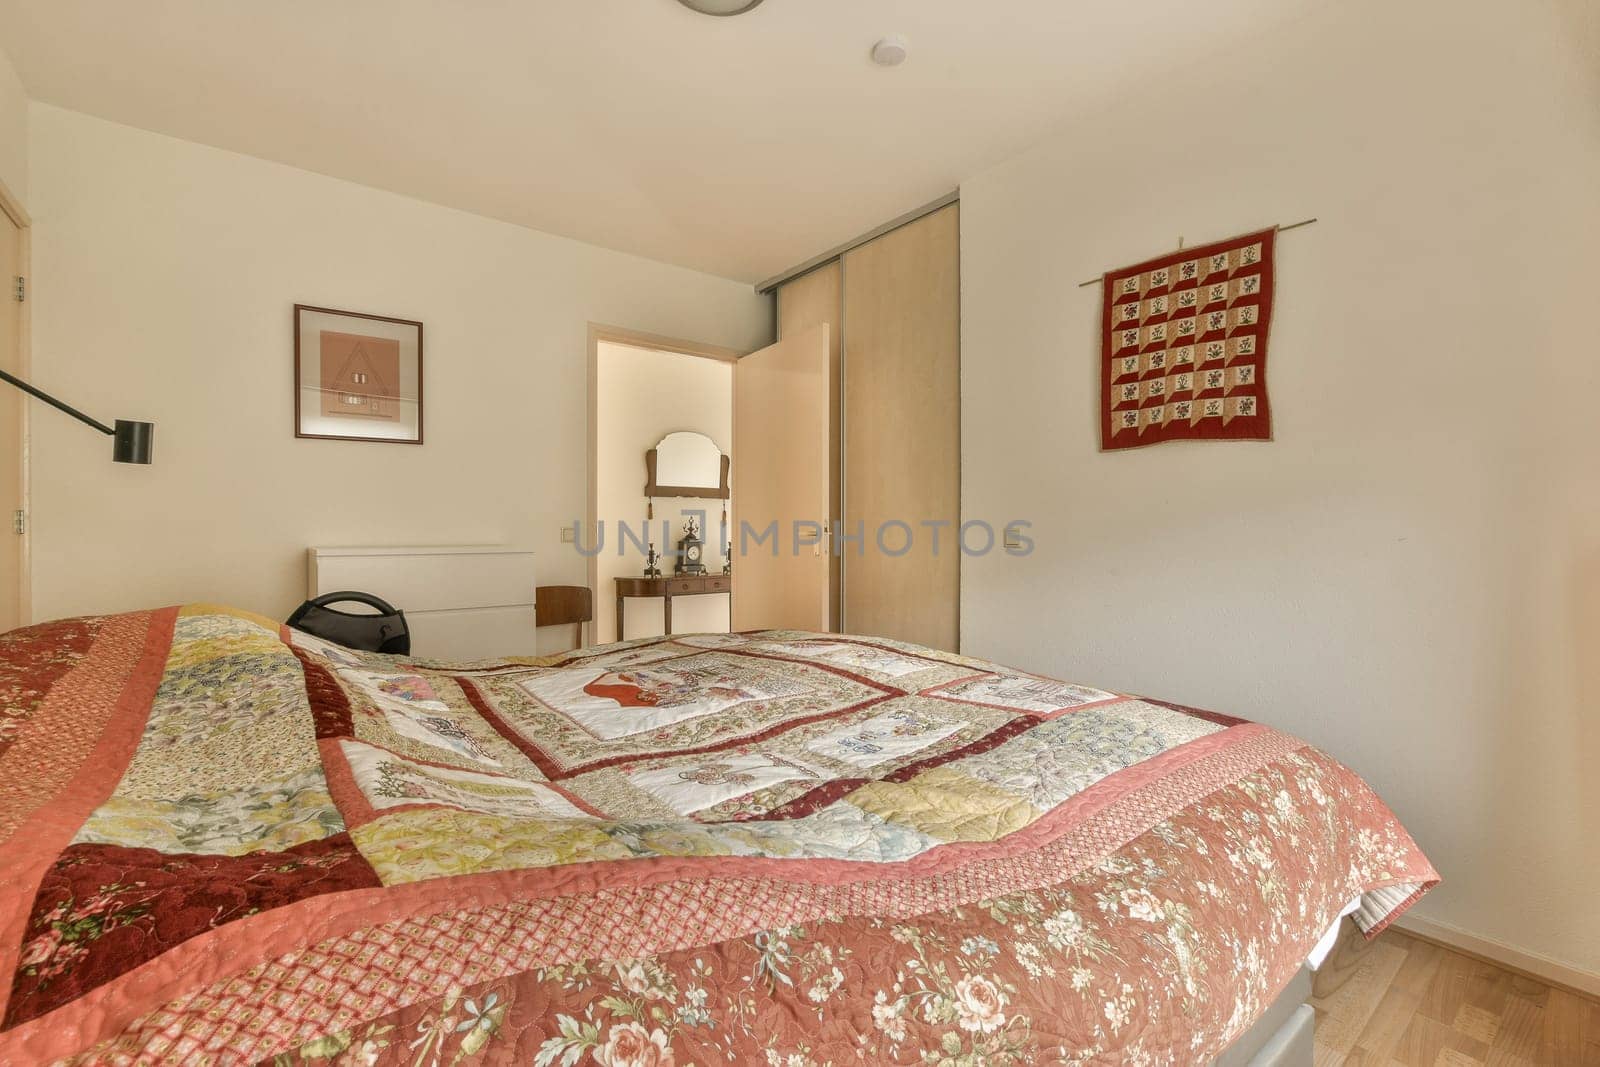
[294,304,424,444]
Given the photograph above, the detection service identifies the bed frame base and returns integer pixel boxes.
[1213,966,1315,1067]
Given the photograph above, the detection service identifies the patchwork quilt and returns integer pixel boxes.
[0,606,1437,1064]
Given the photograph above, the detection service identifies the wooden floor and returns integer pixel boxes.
[1310,926,1600,1066]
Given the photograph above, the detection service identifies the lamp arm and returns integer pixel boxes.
[0,367,116,436]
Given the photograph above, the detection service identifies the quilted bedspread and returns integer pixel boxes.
[0,606,1437,1065]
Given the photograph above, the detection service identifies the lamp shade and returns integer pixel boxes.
[113,420,154,464]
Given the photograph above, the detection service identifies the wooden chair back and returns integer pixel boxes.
[535,585,593,651]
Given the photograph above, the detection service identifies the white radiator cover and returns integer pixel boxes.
[306,545,536,660]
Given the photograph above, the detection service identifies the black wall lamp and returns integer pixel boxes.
[0,369,153,463]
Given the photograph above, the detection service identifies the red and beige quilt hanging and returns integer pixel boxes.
[1101,227,1276,450]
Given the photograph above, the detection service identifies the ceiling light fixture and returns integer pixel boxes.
[676,0,765,15]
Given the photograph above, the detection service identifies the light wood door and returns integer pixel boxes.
[0,211,20,634]
[732,324,832,632]
[776,262,843,632]
[842,203,960,650]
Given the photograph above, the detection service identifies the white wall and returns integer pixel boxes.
[961,0,1600,980]
[25,105,769,650]
[595,341,733,642]
[0,45,25,207]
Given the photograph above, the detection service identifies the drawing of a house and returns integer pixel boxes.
[319,331,401,420]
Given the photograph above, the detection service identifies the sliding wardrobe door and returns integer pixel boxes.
[776,261,842,632]
[842,203,960,650]
[732,324,832,632]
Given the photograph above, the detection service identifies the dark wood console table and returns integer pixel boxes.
[615,574,733,641]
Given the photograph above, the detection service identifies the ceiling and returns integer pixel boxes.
[0,0,1326,284]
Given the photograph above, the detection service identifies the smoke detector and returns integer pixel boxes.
[871,35,909,67]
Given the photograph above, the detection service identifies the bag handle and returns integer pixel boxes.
[300,590,402,617]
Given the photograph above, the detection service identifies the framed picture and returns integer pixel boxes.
[294,304,423,444]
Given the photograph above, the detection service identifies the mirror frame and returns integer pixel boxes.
[645,446,731,499]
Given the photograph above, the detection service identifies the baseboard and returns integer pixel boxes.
[1392,915,1600,1001]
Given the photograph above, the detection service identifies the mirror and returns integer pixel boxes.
[646,431,730,499]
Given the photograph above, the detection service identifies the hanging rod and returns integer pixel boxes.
[1076,217,1317,289]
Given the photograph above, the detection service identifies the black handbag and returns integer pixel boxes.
[285,591,411,655]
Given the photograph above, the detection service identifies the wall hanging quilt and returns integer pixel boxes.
[1100,227,1276,450]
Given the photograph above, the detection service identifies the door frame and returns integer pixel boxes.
[0,176,29,629]
[585,323,748,648]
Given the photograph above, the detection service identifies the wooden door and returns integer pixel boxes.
[776,261,843,632]
[0,207,21,634]
[842,203,960,650]
[732,324,831,632]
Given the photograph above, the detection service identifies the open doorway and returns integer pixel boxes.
[588,326,738,644]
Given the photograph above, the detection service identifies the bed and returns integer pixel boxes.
[0,605,1437,1064]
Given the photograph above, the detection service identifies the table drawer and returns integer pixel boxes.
[668,578,703,595]
[704,576,731,593]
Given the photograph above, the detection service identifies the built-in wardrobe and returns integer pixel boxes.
[764,199,960,652]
